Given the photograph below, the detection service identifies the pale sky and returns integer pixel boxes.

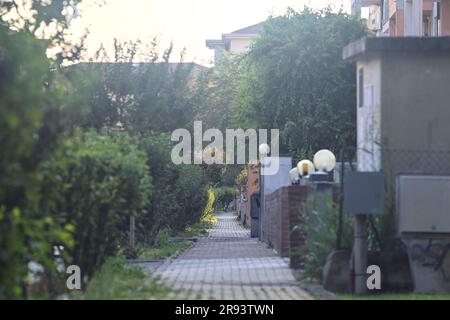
[75,0,351,65]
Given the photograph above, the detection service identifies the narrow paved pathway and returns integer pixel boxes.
[153,212,313,300]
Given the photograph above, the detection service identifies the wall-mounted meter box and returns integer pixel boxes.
[397,175,450,237]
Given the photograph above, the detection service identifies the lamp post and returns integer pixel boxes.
[308,150,336,216]
[258,143,270,241]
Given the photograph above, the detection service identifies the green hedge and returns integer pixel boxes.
[138,134,209,243]
[0,25,211,299]
[213,187,235,211]
[0,25,68,299]
[39,130,153,279]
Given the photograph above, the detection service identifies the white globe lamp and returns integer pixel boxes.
[289,167,300,184]
[259,143,270,158]
[297,160,315,177]
[313,149,336,172]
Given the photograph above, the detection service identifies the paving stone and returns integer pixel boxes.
[152,212,313,300]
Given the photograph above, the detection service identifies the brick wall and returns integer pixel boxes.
[264,186,308,267]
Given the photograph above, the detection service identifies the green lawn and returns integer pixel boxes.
[339,293,450,300]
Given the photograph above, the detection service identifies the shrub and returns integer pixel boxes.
[0,25,70,299]
[39,130,153,280]
[138,133,209,244]
[298,193,353,281]
[213,187,235,211]
[154,228,171,247]
[203,188,216,218]
[74,254,169,300]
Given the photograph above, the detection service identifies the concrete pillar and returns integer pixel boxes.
[404,0,423,36]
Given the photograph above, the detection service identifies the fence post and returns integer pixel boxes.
[354,214,368,295]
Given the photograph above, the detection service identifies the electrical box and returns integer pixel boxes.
[343,172,385,214]
[397,175,450,236]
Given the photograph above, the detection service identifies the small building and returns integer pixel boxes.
[205,22,263,62]
[344,36,450,293]
[343,36,450,173]
[352,0,450,37]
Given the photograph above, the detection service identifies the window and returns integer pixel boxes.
[359,68,364,108]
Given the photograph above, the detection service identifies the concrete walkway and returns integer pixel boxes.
[153,212,313,300]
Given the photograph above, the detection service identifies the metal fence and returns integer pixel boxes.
[336,147,450,251]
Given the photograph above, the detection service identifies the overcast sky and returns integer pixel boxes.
[77,0,351,65]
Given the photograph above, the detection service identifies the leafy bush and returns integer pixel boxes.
[0,25,72,299]
[74,254,169,300]
[154,228,171,247]
[138,133,209,244]
[39,130,153,280]
[213,187,235,211]
[298,193,353,281]
[203,188,216,217]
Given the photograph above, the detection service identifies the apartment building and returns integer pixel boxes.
[205,22,263,62]
[352,0,450,36]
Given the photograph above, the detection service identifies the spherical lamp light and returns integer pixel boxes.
[289,167,300,184]
[259,143,270,157]
[313,149,336,172]
[297,160,315,176]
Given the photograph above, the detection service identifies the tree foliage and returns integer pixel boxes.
[0,23,68,299]
[231,8,367,158]
[39,130,153,279]
[0,0,90,64]
[138,134,209,242]
[0,21,211,298]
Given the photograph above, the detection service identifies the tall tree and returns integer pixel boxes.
[0,0,93,64]
[232,7,367,158]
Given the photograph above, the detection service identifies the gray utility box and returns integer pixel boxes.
[343,172,385,215]
[397,175,450,237]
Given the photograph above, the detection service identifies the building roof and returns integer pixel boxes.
[229,22,264,35]
[206,22,264,48]
[343,36,450,60]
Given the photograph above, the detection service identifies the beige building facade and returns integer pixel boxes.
[352,0,450,37]
[205,23,262,62]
